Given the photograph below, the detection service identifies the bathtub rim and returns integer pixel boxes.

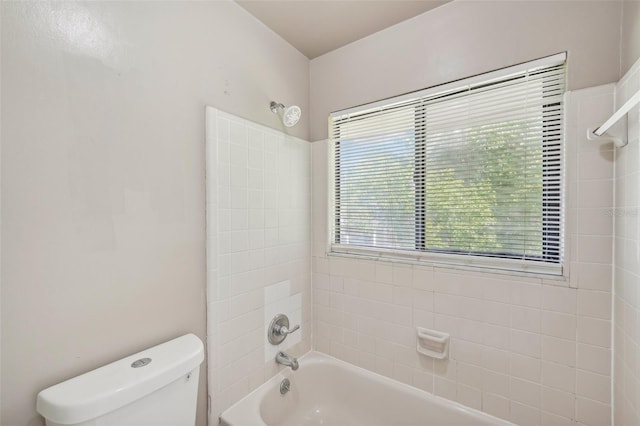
[219,350,514,426]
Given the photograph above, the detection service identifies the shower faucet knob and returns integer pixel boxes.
[275,323,300,337]
[268,314,300,345]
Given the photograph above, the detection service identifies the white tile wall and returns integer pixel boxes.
[206,107,311,423]
[613,56,640,426]
[310,85,616,426]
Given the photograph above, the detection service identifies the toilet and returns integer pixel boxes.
[36,334,204,426]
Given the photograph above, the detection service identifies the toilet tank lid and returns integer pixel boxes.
[36,333,204,425]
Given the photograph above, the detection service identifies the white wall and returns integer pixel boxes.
[309,0,622,141]
[621,1,640,77]
[613,56,640,425]
[0,2,308,425]
[205,108,311,423]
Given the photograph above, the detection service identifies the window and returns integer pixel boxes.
[329,53,566,275]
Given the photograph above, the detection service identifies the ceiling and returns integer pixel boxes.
[236,0,450,59]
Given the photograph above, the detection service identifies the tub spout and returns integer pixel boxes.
[276,351,298,370]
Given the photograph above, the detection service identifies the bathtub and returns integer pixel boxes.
[220,351,514,426]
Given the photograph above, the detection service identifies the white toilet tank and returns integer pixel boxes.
[36,334,204,426]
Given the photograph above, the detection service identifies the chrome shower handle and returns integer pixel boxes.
[274,323,300,337]
[268,314,300,345]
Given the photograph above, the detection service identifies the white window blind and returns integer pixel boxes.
[329,53,566,275]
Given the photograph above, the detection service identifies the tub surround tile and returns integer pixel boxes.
[613,56,640,426]
[541,311,576,340]
[577,397,612,426]
[310,85,615,426]
[207,108,311,420]
[484,393,511,420]
[434,376,457,401]
[457,383,482,410]
[542,411,574,426]
[577,343,611,375]
[542,386,575,420]
[510,400,541,426]
[577,369,612,404]
[510,353,541,383]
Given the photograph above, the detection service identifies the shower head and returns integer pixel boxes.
[270,101,301,127]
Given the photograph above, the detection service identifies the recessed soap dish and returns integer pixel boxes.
[416,327,450,359]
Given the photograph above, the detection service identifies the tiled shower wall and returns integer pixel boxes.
[613,57,640,425]
[311,85,616,426]
[205,107,311,423]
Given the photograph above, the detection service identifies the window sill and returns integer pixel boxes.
[327,247,569,285]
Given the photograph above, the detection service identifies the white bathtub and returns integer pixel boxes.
[220,352,514,426]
